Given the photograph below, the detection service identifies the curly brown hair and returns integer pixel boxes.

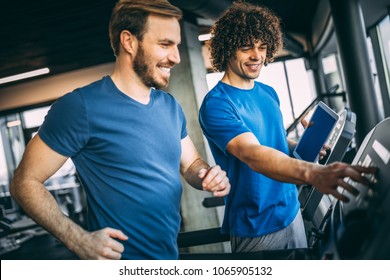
[209,1,283,72]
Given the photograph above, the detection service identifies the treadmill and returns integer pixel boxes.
[319,117,390,259]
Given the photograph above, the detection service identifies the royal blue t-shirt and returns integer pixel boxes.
[199,81,299,237]
[39,76,187,259]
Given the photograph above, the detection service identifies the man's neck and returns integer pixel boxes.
[110,62,151,104]
[221,73,255,90]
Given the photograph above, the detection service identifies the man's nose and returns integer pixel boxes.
[249,48,262,60]
[169,46,181,65]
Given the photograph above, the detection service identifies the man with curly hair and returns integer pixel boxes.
[199,1,375,253]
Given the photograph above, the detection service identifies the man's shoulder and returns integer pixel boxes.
[59,76,107,97]
[201,85,235,115]
[51,77,108,112]
[76,76,109,94]
[204,82,230,100]
[254,80,274,91]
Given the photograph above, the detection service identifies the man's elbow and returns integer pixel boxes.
[236,149,253,165]
[9,178,19,201]
[9,168,24,201]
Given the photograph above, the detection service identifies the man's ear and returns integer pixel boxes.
[120,30,138,56]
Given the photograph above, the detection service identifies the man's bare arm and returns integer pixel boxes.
[10,135,128,259]
[180,136,230,196]
[227,132,375,202]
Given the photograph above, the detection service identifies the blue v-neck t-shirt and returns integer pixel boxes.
[39,76,187,259]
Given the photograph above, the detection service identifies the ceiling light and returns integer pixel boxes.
[0,67,50,85]
[198,33,212,42]
[6,120,21,128]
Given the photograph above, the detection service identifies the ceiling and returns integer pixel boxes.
[0,0,117,87]
[0,0,388,88]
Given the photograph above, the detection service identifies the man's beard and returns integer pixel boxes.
[133,45,168,89]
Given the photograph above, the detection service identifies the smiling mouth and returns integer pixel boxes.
[246,58,264,69]
[246,64,261,70]
[159,67,171,73]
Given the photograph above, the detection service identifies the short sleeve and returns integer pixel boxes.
[199,96,250,155]
[38,90,89,157]
[179,105,188,140]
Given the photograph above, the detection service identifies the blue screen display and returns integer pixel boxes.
[294,106,338,162]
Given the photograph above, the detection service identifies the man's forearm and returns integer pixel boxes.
[10,178,86,253]
[287,138,297,157]
[242,144,313,185]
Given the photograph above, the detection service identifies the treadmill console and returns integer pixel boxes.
[322,118,390,259]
